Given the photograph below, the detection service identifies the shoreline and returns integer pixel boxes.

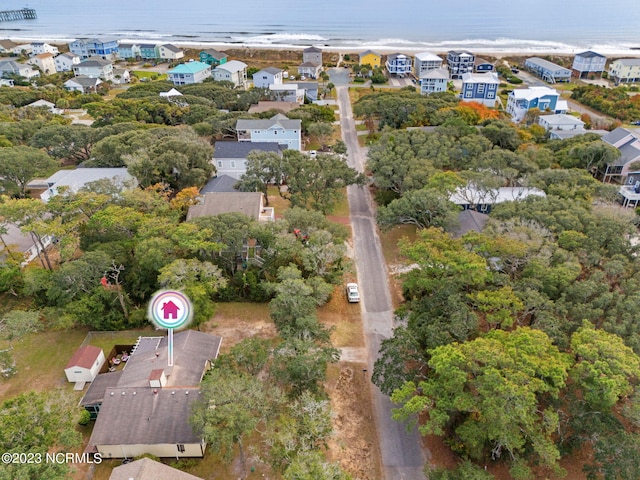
[4,35,640,60]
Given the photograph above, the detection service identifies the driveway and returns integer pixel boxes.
[337,85,427,480]
[328,67,351,86]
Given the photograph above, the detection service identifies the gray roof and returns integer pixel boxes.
[387,53,409,61]
[161,44,182,53]
[360,50,380,57]
[187,192,264,221]
[575,50,605,59]
[88,387,203,446]
[236,114,301,131]
[248,101,299,114]
[109,458,203,480]
[214,141,281,159]
[550,129,608,140]
[614,141,640,166]
[603,127,635,146]
[65,75,101,87]
[202,49,227,60]
[257,66,282,75]
[214,60,247,74]
[298,61,320,68]
[200,175,239,194]
[525,57,571,73]
[615,58,640,66]
[453,210,489,237]
[420,67,449,80]
[77,57,112,67]
[304,46,322,53]
[81,371,123,406]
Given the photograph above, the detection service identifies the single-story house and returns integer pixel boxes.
[40,168,136,202]
[109,458,203,480]
[538,114,585,132]
[65,345,105,384]
[247,101,299,114]
[25,99,63,114]
[187,192,274,222]
[0,222,54,266]
[524,57,571,83]
[112,68,131,85]
[64,75,102,93]
[200,174,239,194]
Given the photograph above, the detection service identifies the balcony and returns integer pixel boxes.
[259,207,275,222]
[619,185,640,207]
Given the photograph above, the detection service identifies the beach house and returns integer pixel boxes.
[253,67,283,88]
[236,113,302,151]
[158,44,184,61]
[419,67,449,95]
[386,53,412,77]
[40,168,136,202]
[601,127,640,183]
[199,49,228,66]
[524,57,571,83]
[27,53,56,75]
[447,50,475,79]
[538,114,585,133]
[73,57,114,81]
[54,52,80,72]
[297,47,322,79]
[608,58,640,85]
[506,86,567,122]
[64,75,102,93]
[69,38,119,60]
[213,141,282,179]
[572,51,606,79]
[0,60,39,80]
[450,186,546,213]
[413,52,443,77]
[30,42,59,56]
[359,50,381,68]
[213,60,248,88]
[187,192,274,222]
[460,72,500,107]
[168,61,212,86]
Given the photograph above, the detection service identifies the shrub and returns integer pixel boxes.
[78,409,91,425]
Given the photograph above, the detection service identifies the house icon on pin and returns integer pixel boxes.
[161,300,180,320]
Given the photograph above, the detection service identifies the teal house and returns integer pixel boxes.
[199,49,228,66]
[167,61,212,85]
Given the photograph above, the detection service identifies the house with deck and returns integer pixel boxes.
[538,114,585,132]
[419,67,449,95]
[73,57,114,81]
[168,61,212,86]
[236,113,302,151]
[213,60,248,88]
[506,86,567,122]
[27,53,56,75]
[474,58,495,73]
[187,192,274,222]
[268,83,304,104]
[413,51,442,77]
[450,186,547,213]
[359,50,381,68]
[386,53,412,76]
[460,72,500,107]
[199,49,227,66]
[608,58,640,85]
[40,168,136,202]
[618,170,640,207]
[0,60,39,80]
[213,141,282,179]
[64,75,102,93]
[30,42,59,56]
[117,43,140,60]
[83,331,222,458]
[447,50,475,79]
[158,44,184,61]
[601,127,640,183]
[69,38,119,60]
[524,57,571,83]
[572,51,606,79]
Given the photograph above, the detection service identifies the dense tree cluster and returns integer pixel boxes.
[572,84,640,122]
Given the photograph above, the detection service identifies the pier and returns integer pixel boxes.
[0,8,37,22]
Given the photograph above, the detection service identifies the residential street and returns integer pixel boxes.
[337,85,427,480]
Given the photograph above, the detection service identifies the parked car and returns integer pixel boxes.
[346,283,360,303]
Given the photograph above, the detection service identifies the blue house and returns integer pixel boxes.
[447,50,475,79]
[139,44,159,60]
[475,58,495,73]
[117,43,140,59]
[506,86,567,122]
[385,53,412,76]
[460,72,500,107]
[69,38,119,60]
[236,114,302,151]
[419,67,449,95]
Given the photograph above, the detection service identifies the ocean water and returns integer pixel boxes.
[2,0,640,54]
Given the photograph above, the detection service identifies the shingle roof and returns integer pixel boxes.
[214,141,281,158]
[81,371,123,406]
[539,114,585,127]
[615,58,640,66]
[525,57,571,72]
[461,72,499,84]
[304,46,322,53]
[420,67,449,80]
[214,60,247,74]
[387,53,409,61]
[201,49,227,60]
[200,175,239,194]
[576,50,605,59]
[161,43,181,53]
[66,345,103,370]
[603,127,635,146]
[236,114,301,131]
[77,58,112,67]
[89,387,203,446]
[65,75,101,87]
[359,50,380,58]
[109,458,203,480]
[510,86,559,101]
[187,192,264,221]
[453,210,489,238]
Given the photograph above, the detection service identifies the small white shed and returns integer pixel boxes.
[65,345,105,383]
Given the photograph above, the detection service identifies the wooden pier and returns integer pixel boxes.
[0,8,37,22]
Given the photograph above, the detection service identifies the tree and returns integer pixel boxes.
[235,151,286,205]
[307,122,334,148]
[376,188,458,230]
[191,368,281,477]
[0,146,57,197]
[29,124,94,164]
[480,121,522,151]
[392,328,572,477]
[0,310,42,344]
[283,451,351,480]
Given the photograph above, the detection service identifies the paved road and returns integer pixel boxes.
[337,85,427,480]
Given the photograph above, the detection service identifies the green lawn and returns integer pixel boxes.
[132,71,168,81]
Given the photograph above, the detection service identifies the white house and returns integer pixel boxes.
[65,345,105,384]
[54,52,80,72]
[538,114,585,132]
[112,68,131,85]
[253,67,283,88]
[213,60,248,88]
[0,60,39,80]
[236,113,302,151]
[506,86,567,122]
[30,42,59,56]
[73,57,114,81]
[27,53,56,75]
[64,75,102,93]
[450,186,547,213]
[25,99,63,115]
[41,168,136,202]
[414,51,443,77]
[158,43,184,61]
[608,58,640,85]
[419,67,449,95]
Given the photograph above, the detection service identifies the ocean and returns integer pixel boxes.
[2,0,640,55]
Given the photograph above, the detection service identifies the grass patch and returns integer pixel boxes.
[319,287,364,348]
[329,187,350,217]
[379,224,418,267]
[266,185,291,217]
[131,71,167,81]
[212,302,271,323]
[355,124,368,131]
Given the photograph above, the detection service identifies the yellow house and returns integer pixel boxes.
[359,50,381,68]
